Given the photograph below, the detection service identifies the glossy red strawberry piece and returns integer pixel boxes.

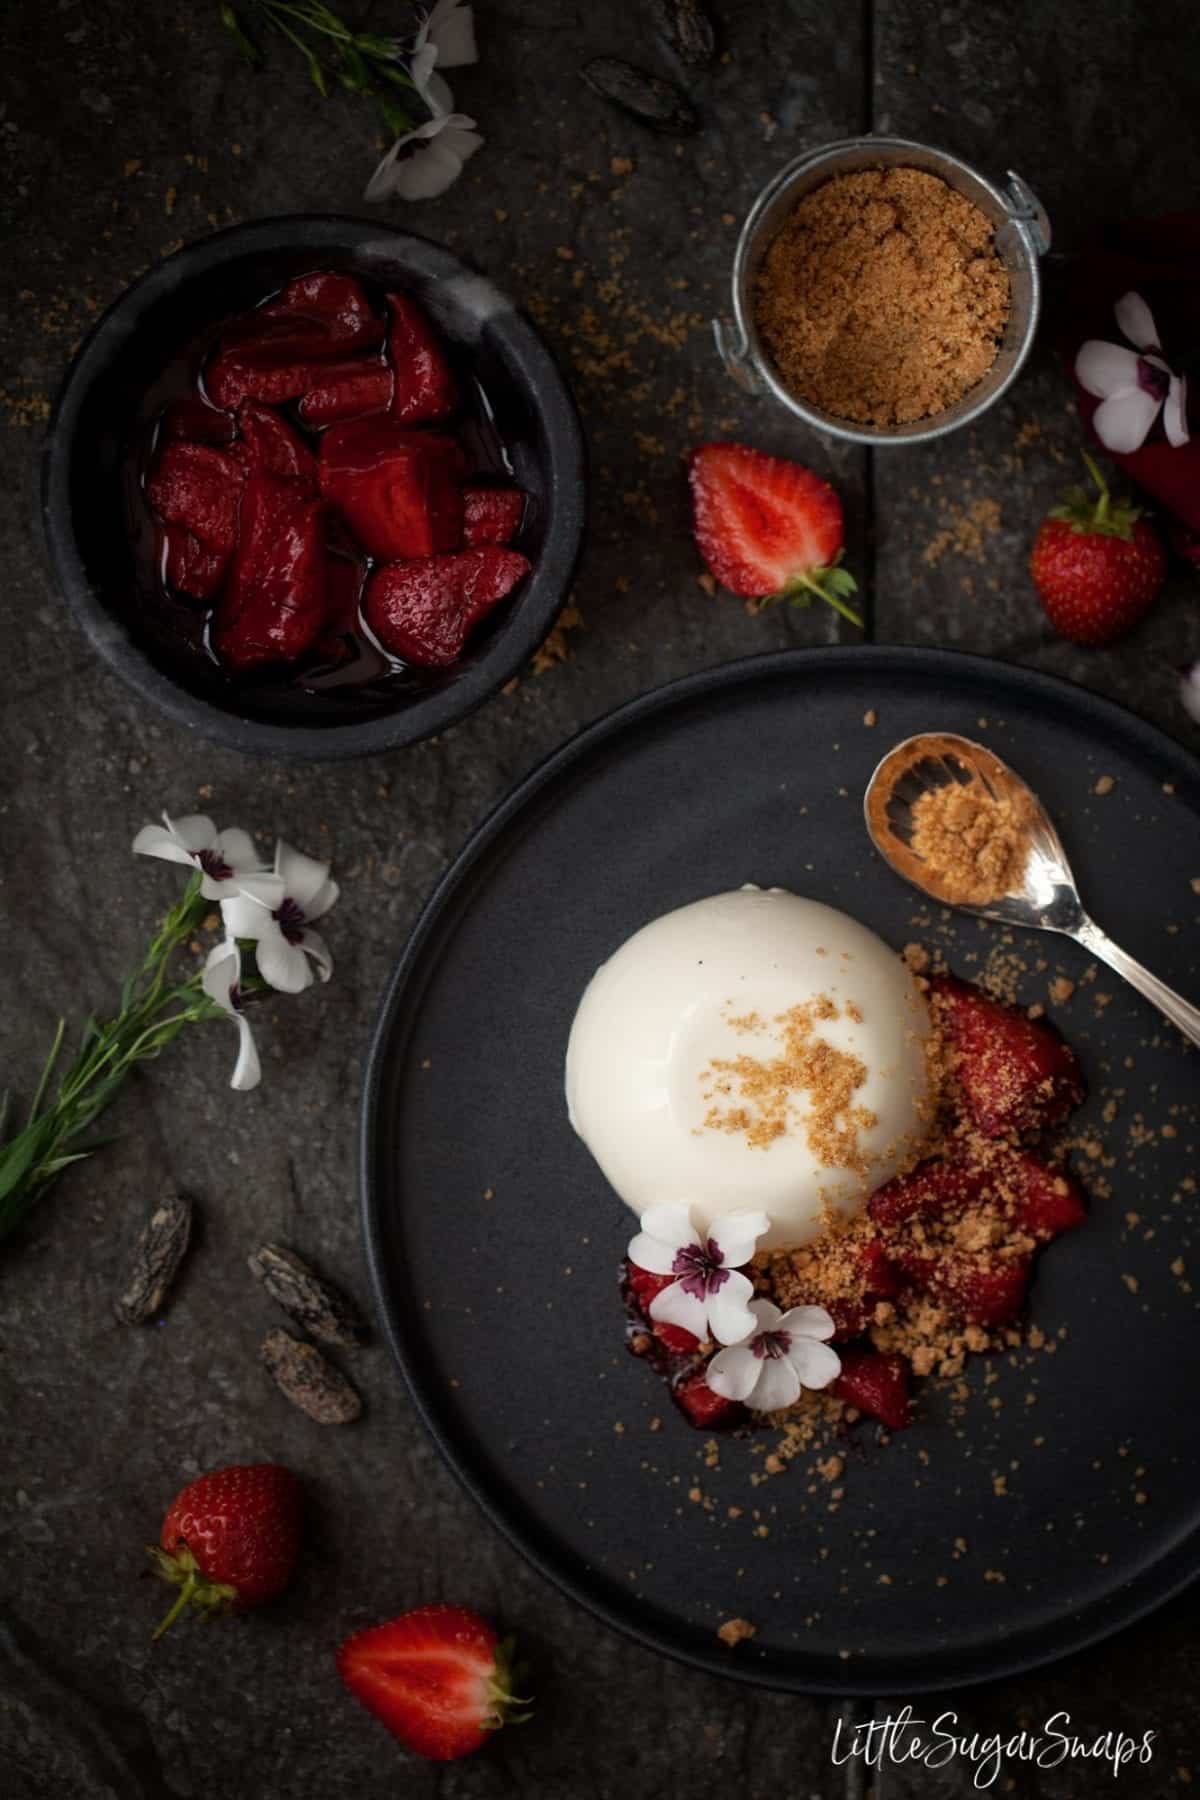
[206,349,330,411]
[1007,1152,1087,1239]
[860,1237,902,1300]
[257,270,383,352]
[146,441,244,599]
[931,973,1085,1137]
[387,292,459,424]
[212,475,326,672]
[162,528,228,602]
[463,484,526,547]
[298,362,394,427]
[364,549,530,668]
[869,1159,982,1229]
[625,1261,699,1352]
[159,396,237,445]
[673,1368,746,1430]
[319,418,465,560]
[897,1248,1031,1327]
[833,1350,911,1430]
[233,401,318,491]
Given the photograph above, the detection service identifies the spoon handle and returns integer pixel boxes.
[1076,918,1200,1050]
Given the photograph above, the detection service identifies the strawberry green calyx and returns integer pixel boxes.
[481,1636,535,1733]
[148,1543,238,1641]
[1049,451,1143,541]
[764,551,863,627]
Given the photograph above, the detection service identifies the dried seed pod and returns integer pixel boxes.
[582,58,699,134]
[114,1194,193,1325]
[649,0,716,66]
[248,1243,364,1348]
[260,1328,362,1425]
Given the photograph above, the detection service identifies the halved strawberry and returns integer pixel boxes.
[257,271,383,353]
[833,1350,911,1429]
[387,292,459,424]
[364,549,530,668]
[673,1367,746,1431]
[688,441,860,624]
[625,1261,699,1353]
[336,1605,530,1762]
[463,484,526,547]
[319,419,464,561]
[897,1248,1031,1327]
[931,974,1085,1138]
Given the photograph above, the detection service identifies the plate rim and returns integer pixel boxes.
[360,644,1200,1695]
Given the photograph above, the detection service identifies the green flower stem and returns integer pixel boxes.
[0,875,227,1245]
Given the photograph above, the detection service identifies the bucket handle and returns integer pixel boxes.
[1004,172,1052,256]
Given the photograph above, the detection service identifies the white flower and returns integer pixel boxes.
[132,812,267,901]
[627,1203,769,1346]
[1076,291,1190,454]
[1181,662,1200,725]
[201,941,261,1092]
[221,839,339,995]
[364,110,484,203]
[706,1299,841,1412]
[409,0,478,115]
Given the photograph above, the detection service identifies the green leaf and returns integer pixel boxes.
[220,3,263,65]
[378,93,416,137]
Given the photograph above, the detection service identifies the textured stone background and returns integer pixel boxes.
[2,1,1199,1795]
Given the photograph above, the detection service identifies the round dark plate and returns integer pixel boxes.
[361,647,1200,1695]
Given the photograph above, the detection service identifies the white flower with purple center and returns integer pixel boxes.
[132,812,267,900]
[1075,291,1190,454]
[221,840,339,995]
[201,940,261,1092]
[706,1298,841,1412]
[627,1203,769,1345]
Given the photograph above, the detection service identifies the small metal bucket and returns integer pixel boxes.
[714,135,1051,447]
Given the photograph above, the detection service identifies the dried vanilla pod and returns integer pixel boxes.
[260,1328,362,1425]
[649,0,716,66]
[582,58,699,134]
[248,1243,364,1348]
[114,1193,193,1325]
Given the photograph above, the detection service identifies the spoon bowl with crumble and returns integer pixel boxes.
[865,731,1200,1049]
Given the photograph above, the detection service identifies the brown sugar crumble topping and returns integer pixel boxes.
[700,997,877,1170]
[753,167,1011,427]
[716,1616,757,1647]
[909,779,1034,906]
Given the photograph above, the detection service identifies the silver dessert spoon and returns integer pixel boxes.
[864,731,1200,1049]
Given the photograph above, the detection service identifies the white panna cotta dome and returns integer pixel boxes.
[565,888,932,1250]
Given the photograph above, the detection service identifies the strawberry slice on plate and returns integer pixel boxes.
[336,1604,530,1761]
[688,440,861,624]
[931,973,1085,1138]
[832,1349,911,1430]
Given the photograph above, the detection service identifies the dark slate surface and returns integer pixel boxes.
[1,1,1198,1795]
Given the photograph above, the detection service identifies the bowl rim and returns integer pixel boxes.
[41,212,586,761]
[727,134,1045,447]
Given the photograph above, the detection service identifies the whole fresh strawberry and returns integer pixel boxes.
[337,1605,531,1761]
[688,441,861,624]
[1030,452,1167,644]
[149,1463,303,1640]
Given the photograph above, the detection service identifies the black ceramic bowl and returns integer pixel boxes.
[42,215,585,759]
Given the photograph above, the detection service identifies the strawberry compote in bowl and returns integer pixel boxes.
[42,216,585,759]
